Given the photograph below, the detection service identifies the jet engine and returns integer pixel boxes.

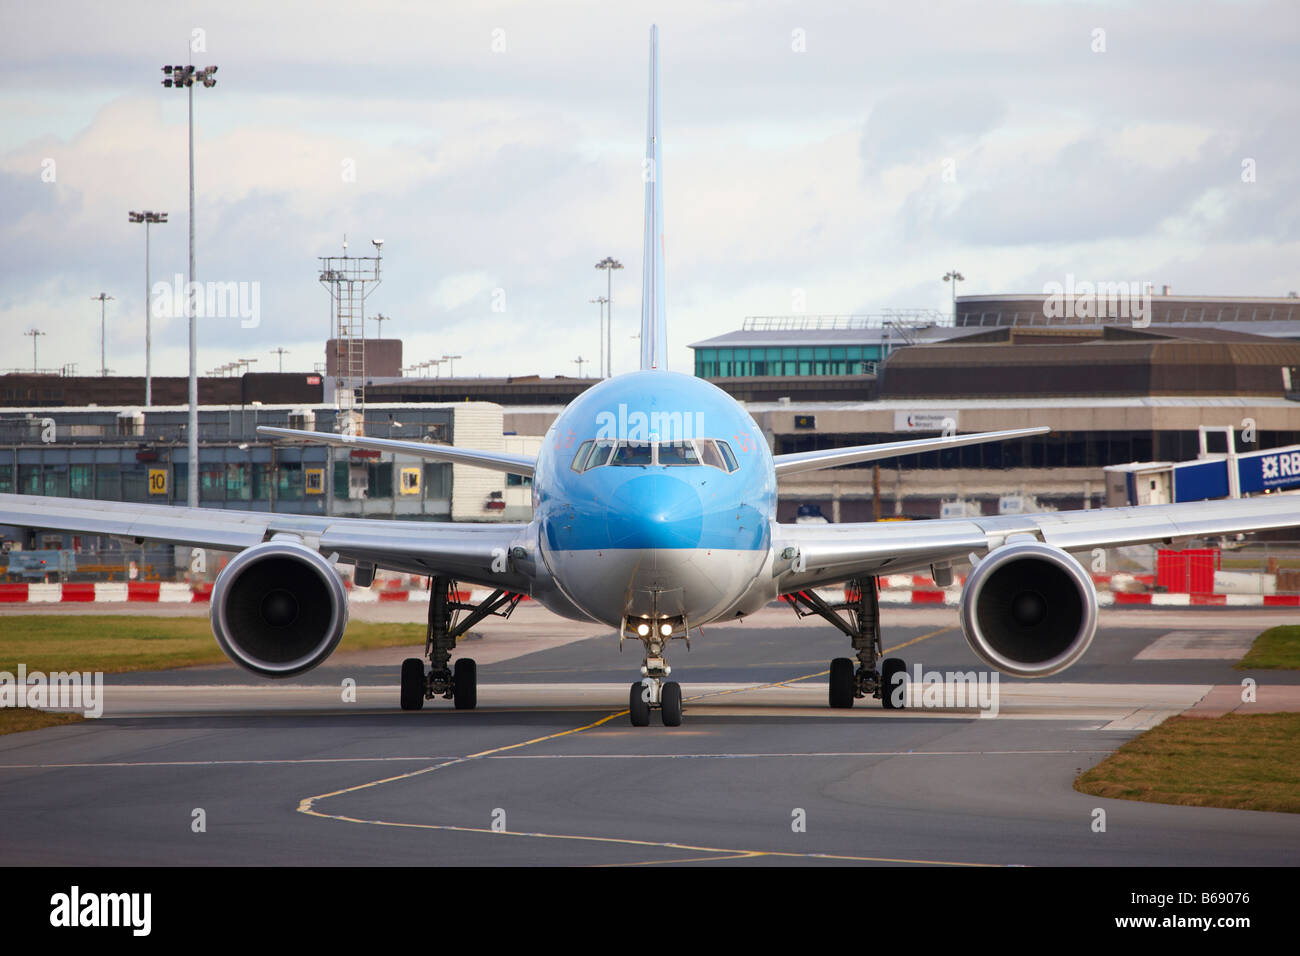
[958,541,1097,678]
[209,539,348,678]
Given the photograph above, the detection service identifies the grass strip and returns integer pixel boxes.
[0,615,427,674]
[0,709,85,737]
[1236,625,1300,670]
[1075,713,1300,814]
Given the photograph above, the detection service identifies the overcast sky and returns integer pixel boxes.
[1,1,1297,382]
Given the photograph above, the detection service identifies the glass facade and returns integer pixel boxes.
[199,463,255,502]
[0,406,484,523]
[694,345,882,378]
[70,464,94,498]
[276,462,303,501]
[2,456,441,508]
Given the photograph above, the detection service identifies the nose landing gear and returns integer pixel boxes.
[623,617,687,727]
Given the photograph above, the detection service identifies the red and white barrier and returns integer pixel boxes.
[0,582,212,603]
[0,580,509,606]
[1102,591,1300,607]
[1,577,1295,608]
[870,573,1300,607]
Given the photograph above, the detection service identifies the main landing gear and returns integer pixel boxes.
[623,616,688,727]
[400,576,522,712]
[785,577,907,710]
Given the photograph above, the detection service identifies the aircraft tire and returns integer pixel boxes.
[453,658,478,710]
[881,657,906,710]
[661,681,683,726]
[629,681,651,726]
[829,657,856,708]
[400,658,425,711]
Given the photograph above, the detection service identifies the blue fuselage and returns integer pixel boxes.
[530,371,777,627]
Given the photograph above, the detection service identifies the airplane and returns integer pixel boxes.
[4,26,1300,728]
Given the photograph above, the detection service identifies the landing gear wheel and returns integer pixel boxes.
[400,658,425,711]
[880,657,906,710]
[829,657,856,709]
[629,681,650,727]
[660,681,683,727]
[453,658,478,710]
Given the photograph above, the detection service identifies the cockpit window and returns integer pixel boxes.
[716,440,739,473]
[570,440,595,472]
[611,442,653,466]
[658,441,700,466]
[697,440,726,471]
[584,440,616,471]
[573,438,740,472]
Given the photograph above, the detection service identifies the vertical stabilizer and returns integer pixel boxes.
[639,25,668,371]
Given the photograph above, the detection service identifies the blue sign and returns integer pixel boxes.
[1239,448,1300,494]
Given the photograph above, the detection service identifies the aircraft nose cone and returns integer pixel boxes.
[606,473,703,549]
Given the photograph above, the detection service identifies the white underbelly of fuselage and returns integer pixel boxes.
[537,545,771,628]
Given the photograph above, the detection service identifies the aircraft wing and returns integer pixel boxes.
[0,492,531,591]
[257,427,536,476]
[775,493,1300,590]
[772,427,1050,478]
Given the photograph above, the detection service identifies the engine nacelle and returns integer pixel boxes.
[958,541,1097,678]
[210,539,348,678]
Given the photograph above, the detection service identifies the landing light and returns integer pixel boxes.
[636,623,650,636]
[659,623,672,636]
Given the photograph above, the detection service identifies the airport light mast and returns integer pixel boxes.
[943,269,965,324]
[161,61,218,507]
[595,257,623,376]
[589,296,608,376]
[23,329,44,373]
[91,293,114,376]
[129,211,168,405]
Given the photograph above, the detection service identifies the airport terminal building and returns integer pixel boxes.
[678,295,1300,520]
[0,401,537,574]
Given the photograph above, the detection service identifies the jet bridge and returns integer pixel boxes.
[1105,426,1300,507]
